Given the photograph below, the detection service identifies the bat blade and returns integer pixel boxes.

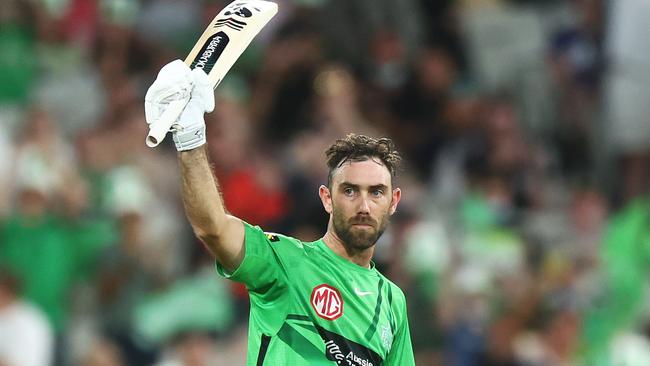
[146,0,278,148]
[186,0,278,88]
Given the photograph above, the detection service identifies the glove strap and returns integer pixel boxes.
[172,125,206,151]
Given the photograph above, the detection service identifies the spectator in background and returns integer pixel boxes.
[79,338,125,366]
[0,105,113,364]
[0,0,38,105]
[581,189,650,365]
[1,151,76,336]
[206,102,289,231]
[604,0,650,158]
[95,169,160,365]
[0,270,54,366]
[13,106,78,195]
[319,0,424,69]
[154,332,218,366]
[418,0,466,72]
[389,46,460,179]
[249,19,324,141]
[548,0,604,182]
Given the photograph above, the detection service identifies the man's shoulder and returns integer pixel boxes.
[244,222,306,248]
[258,231,326,273]
[244,222,321,263]
[376,270,407,304]
[262,231,305,248]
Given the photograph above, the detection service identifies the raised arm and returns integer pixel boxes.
[178,147,245,272]
[145,60,245,272]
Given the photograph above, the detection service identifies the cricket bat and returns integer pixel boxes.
[146,0,278,147]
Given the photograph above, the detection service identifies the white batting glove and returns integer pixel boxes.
[172,68,215,151]
[144,60,215,151]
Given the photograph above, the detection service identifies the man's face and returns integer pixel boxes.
[319,158,401,251]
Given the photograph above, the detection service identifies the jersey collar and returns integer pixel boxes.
[316,239,379,276]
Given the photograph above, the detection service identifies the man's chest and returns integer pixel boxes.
[282,260,397,361]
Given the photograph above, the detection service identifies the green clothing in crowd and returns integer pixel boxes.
[0,213,115,332]
[0,24,37,103]
[581,198,650,365]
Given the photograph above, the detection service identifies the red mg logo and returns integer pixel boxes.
[310,284,344,320]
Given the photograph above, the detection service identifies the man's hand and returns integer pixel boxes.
[144,60,215,151]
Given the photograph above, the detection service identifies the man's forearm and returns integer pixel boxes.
[179,146,226,233]
[178,146,244,270]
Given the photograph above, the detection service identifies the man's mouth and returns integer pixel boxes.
[351,221,375,228]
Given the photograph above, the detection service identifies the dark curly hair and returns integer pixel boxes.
[325,134,402,188]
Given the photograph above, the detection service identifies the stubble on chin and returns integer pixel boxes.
[332,210,388,251]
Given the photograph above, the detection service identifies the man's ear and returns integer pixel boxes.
[389,188,401,215]
[319,185,333,214]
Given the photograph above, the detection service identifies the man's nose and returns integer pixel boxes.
[357,195,370,214]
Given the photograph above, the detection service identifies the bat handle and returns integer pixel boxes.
[146,98,189,148]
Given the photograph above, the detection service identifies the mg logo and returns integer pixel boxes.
[310,284,344,320]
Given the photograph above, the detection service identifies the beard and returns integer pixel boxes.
[331,206,390,252]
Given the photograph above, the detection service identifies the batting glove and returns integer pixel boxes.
[144,60,215,151]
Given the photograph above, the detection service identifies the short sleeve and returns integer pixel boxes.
[215,221,283,295]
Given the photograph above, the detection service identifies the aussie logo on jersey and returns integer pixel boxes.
[316,325,383,366]
[311,284,344,320]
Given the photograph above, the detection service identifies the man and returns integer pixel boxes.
[145,60,415,365]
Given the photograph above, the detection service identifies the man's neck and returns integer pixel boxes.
[322,230,374,269]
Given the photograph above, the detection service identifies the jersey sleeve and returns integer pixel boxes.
[385,291,415,365]
[215,221,283,294]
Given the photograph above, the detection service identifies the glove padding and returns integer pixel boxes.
[144,59,215,151]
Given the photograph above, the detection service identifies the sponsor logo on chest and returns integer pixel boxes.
[310,284,344,320]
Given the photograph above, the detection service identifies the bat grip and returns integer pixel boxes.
[146,98,189,148]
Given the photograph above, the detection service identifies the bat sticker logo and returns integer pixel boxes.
[224,6,253,18]
[189,32,230,74]
[214,17,247,31]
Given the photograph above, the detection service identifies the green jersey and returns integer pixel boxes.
[216,222,415,365]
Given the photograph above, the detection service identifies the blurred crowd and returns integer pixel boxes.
[1,0,650,365]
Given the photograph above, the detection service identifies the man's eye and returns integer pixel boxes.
[343,187,355,196]
[371,189,384,197]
